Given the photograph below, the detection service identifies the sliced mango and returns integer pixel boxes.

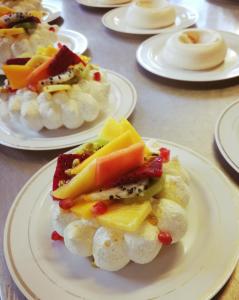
[26,55,49,69]
[29,10,43,19]
[43,84,71,93]
[99,117,124,141]
[2,64,33,89]
[0,28,25,37]
[71,130,135,175]
[52,161,97,200]
[71,200,111,219]
[0,6,15,17]
[97,201,152,232]
[36,46,58,57]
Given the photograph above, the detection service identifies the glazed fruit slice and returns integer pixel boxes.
[2,64,33,89]
[106,156,163,187]
[97,201,152,232]
[71,131,136,175]
[95,142,144,187]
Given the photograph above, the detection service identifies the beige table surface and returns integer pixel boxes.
[1,0,239,299]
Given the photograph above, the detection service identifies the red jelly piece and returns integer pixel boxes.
[160,147,170,163]
[158,231,172,245]
[6,57,30,65]
[93,72,101,81]
[51,231,64,241]
[48,45,83,76]
[106,156,163,187]
[92,201,108,215]
[49,26,55,32]
[59,198,75,210]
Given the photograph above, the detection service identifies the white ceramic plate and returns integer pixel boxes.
[0,71,136,150]
[215,100,239,172]
[58,29,88,54]
[102,5,198,35]
[4,139,239,300]
[42,3,61,23]
[76,0,131,8]
[137,31,239,82]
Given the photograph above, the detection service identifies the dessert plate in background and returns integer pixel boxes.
[136,31,239,82]
[75,0,131,8]
[58,29,88,54]
[102,6,198,35]
[215,100,239,173]
[42,3,61,23]
[0,71,136,150]
[4,139,239,300]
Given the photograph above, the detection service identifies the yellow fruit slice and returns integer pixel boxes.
[2,64,33,89]
[0,6,15,17]
[26,55,49,69]
[52,161,96,200]
[97,201,152,232]
[70,200,110,219]
[36,45,58,57]
[99,117,123,141]
[71,130,135,175]
[43,84,71,93]
[0,28,25,36]
[29,10,43,19]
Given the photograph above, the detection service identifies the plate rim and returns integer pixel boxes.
[4,137,239,300]
[136,30,239,82]
[101,5,198,35]
[0,70,137,151]
[214,99,239,173]
[42,2,61,23]
[58,28,88,54]
[75,0,131,8]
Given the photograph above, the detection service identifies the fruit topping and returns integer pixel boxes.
[2,64,34,89]
[39,69,75,87]
[106,156,163,188]
[158,231,172,245]
[51,231,64,241]
[47,45,82,76]
[91,201,108,215]
[160,147,170,162]
[59,198,75,210]
[52,153,91,191]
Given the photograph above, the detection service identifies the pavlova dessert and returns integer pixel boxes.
[50,118,190,271]
[162,28,227,70]
[0,1,43,12]
[0,6,57,64]
[126,0,176,29]
[0,45,110,131]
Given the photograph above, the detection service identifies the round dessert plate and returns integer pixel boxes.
[137,31,239,82]
[76,0,131,8]
[58,29,88,54]
[215,100,239,172]
[0,71,136,150]
[102,5,198,35]
[4,139,239,300]
[42,3,61,23]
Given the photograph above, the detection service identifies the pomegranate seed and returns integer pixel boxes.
[92,201,108,215]
[49,27,55,32]
[51,231,64,241]
[57,42,63,49]
[59,198,75,210]
[158,231,172,245]
[93,72,101,81]
[160,147,170,163]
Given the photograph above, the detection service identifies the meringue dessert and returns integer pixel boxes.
[162,29,228,70]
[0,0,43,12]
[126,0,176,29]
[0,7,58,64]
[0,45,110,131]
[50,118,190,272]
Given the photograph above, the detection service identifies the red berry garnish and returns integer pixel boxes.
[57,42,63,49]
[158,231,172,245]
[92,201,108,215]
[93,72,101,81]
[160,148,170,163]
[51,231,64,241]
[49,26,55,32]
[59,198,75,210]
